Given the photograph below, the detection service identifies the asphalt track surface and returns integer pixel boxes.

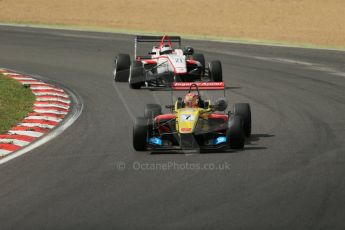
[0,26,345,230]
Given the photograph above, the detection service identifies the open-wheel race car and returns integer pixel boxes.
[113,35,223,89]
[132,82,251,152]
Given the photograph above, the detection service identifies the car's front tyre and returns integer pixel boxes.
[133,117,148,151]
[113,54,130,82]
[227,115,245,149]
[234,103,251,137]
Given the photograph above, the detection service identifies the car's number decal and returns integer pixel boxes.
[181,114,195,121]
[174,57,184,64]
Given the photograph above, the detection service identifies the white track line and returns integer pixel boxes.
[112,81,135,121]
[0,149,13,156]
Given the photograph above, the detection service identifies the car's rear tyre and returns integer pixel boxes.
[133,117,148,151]
[129,61,144,89]
[234,103,251,137]
[144,104,162,119]
[113,54,130,82]
[208,61,222,82]
[228,115,245,149]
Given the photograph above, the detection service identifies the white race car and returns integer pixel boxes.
[113,35,223,89]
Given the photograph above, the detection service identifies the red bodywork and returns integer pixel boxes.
[154,113,229,134]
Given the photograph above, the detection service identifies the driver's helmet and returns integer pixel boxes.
[184,46,194,55]
[184,93,199,108]
[161,44,173,54]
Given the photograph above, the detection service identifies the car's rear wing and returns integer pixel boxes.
[172,82,225,90]
[134,35,181,58]
[135,35,181,43]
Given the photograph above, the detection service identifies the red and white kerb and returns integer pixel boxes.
[0,69,70,158]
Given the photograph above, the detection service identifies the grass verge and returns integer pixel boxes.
[0,73,35,134]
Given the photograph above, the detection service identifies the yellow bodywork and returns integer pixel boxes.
[175,101,211,134]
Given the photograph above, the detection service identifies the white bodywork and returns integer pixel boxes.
[157,54,187,74]
[153,49,187,74]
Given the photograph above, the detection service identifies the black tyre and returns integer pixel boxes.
[227,115,245,149]
[234,103,251,137]
[192,53,205,68]
[129,61,144,89]
[113,54,130,82]
[144,104,162,119]
[133,117,148,151]
[208,61,222,82]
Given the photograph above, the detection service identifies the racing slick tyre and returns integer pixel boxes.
[192,53,205,68]
[113,54,130,82]
[208,61,223,82]
[133,117,148,151]
[228,115,245,149]
[144,104,162,119]
[129,61,145,89]
[234,103,251,137]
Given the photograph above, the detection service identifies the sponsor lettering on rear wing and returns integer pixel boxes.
[172,82,225,90]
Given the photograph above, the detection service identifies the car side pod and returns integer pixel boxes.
[129,61,145,89]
